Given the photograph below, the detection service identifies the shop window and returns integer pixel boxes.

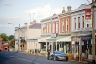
[88,40,92,54]
[75,42,79,53]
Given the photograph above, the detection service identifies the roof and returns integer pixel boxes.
[72,4,91,13]
[29,23,41,29]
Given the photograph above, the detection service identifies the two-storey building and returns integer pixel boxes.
[57,6,72,54]
[15,20,41,54]
[39,14,59,55]
[71,4,93,60]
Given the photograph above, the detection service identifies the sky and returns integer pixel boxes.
[0,0,91,35]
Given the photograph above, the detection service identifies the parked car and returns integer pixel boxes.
[49,51,68,61]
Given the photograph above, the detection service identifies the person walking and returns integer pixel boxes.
[47,49,50,60]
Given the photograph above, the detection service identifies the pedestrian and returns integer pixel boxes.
[47,49,50,60]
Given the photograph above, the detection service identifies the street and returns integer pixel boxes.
[0,52,79,64]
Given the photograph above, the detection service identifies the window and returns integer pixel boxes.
[54,22,56,33]
[74,18,76,29]
[48,22,51,33]
[82,16,84,28]
[52,22,56,33]
[67,25,68,32]
[56,21,59,33]
[75,23,76,29]
[43,23,47,33]
[62,20,65,33]
[66,18,69,32]
[78,17,80,29]
[60,21,62,33]
[87,24,89,28]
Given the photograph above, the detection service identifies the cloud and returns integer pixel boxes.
[0,4,62,26]
[25,4,61,21]
[0,4,62,35]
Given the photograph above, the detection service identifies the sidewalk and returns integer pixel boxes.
[69,60,88,64]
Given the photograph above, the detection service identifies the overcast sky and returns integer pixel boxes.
[0,0,91,35]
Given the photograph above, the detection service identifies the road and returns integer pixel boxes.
[0,52,79,64]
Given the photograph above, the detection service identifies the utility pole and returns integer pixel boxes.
[18,24,20,51]
[91,0,96,63]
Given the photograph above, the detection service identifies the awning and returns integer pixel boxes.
[56,36,71,42]
[38,36,71,42]
[46,37,56,42]
[38,37,50,42]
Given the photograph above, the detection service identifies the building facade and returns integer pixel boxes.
[57,6,71,54]
[71,4,96,60]
[15,21,41,53]
[39,6,72,56]
[39,14,60,55]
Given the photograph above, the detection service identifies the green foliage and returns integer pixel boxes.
[0,33,8,41]
[0,33,15,48]
[9,39,15,48]
[0,33,14,41]
[8,35,14,41]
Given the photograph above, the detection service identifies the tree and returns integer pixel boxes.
[0,33,8,42]
[0,33,15,48]
[9,39,15,48]
[8,35,14,41]
[8,35,15,48]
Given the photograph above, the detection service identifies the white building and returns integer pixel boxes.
[15,20,41,53]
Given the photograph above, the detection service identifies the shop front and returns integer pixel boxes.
[56,35,71,54]
[38,36,50,56]
[71,31,92,61]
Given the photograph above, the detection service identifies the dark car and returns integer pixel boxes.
[49,51,68,61]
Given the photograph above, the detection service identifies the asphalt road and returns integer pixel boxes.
[0,51,79,64]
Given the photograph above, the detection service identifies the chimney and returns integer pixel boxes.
[67,6,71,12]
[62,7,65,13]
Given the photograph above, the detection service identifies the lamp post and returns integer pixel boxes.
[8,23,21,52]
[18,24,20,51]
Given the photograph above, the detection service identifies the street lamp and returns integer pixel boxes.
[18,24,21,51]
[8,23,21,52]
